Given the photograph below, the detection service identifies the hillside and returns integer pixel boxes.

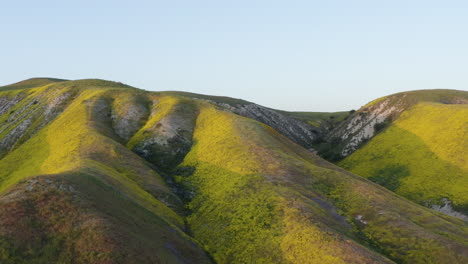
[0,78,68,91]
[162,91,324,150]
[0,79,467,264]
[324,89,468,159]
[338,93,468,219]
[280,111,351,128]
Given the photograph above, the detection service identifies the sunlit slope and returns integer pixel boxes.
[161,91,323,151]
[0,77,67,91]
[0,79,467,264]
[340,102,468,215]
[0,81,211,264]
[326,89,468,159]
[172,102,468,264]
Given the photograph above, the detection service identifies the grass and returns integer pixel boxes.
[166,90,352,129]
[176,106,285,263]
[0,83,212,263]
[0,79,467,263]
[0,172,211,264]
[281,111,351,127]
[160,91,252,106]
[176,105,374,263]
[363,89,468,108]
[0,78,67,91]
[175,102,468,264]
[340,102,468,212]
[321,89,468,162]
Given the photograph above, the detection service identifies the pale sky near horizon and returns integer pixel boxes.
[1,0,467,111]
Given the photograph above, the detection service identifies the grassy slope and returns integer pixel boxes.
[363,89,468,108]
[321,89,468,161]
[175,102,468,264]
[160,91,251,106]
[0,80,467,264]
[0,78,67,91]
[280,111,350,127]
[178,105,388,264]
[340,102,468,212]
[0,82,211,263]
[163,90,350,128]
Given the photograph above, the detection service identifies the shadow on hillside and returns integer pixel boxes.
[341,125,468,216]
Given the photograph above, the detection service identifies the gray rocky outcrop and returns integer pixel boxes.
[206,100,322,150]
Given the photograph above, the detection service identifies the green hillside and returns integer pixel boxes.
[280,111,351,127]
[162,90,350,129]
[321,89,468,161]
[0,81,210,263]
[340,100,468,216]
[0,79,467,263]
[0,78,67,91]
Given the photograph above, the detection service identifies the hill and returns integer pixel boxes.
[0,78,67,91]
[323,89,468,159]
[0,80,466,263]
[336,90,468,219]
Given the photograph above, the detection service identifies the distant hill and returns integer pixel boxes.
[0,79,466,264]
[0,77,67,91]
[336,90,468,219]
[323,89,468,158]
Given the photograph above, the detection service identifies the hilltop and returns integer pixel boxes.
[333,90,468,219]
[0,78,68,91]
[322,89,468,159]
[0,79,466,264]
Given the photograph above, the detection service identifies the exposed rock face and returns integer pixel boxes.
[208,101,322,150]
[0,90,75,155]
[431,198,468,221]
[1,80,468,264]
[327,90,468,157]
[329,97,405,156]
[42,91,74,123]
[0,97,41,153]
[112,103,148,140]
[0,117,33,152]
[0,98,38,134]
[131,101,197,170]
[111,94,151,141]
[0,94,26,115]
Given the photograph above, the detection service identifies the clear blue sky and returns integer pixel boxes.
[1,0,467,111]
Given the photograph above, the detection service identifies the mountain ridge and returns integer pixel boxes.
[0,78,466,264]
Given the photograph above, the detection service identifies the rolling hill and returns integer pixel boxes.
[335,90,468,219]
[0,78,466,264]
